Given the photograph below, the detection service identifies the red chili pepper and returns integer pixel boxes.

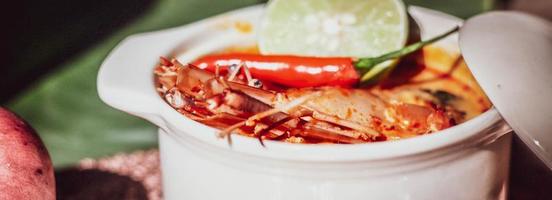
[189,27,459,88]
[192,54,359,87]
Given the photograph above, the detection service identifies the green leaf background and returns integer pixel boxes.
[7,0,494,167]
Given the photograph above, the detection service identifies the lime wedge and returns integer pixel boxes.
[259,0,409,58]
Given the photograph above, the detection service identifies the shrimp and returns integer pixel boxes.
[155,58,452,144]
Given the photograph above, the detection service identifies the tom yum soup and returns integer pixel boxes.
[154,44,490,144]
[155,45,490,145]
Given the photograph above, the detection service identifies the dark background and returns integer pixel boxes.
[2,0,156,103]
[2,0,551,199]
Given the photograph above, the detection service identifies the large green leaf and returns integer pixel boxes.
[8,0,262,167]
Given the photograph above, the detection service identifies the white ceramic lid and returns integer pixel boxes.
[460,11,552,169]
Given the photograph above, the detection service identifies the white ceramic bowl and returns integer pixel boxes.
[98,5,513,200]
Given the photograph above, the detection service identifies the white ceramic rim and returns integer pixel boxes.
[98,5,511,163]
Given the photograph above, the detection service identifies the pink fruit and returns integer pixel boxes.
[0,108,55,200]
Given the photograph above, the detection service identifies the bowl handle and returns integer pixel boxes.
[98,11,258,130]
[97,34,173,130]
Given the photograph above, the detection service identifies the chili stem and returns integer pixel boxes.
[354,26,460,70]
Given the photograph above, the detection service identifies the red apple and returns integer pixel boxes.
[0,108,55,200]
